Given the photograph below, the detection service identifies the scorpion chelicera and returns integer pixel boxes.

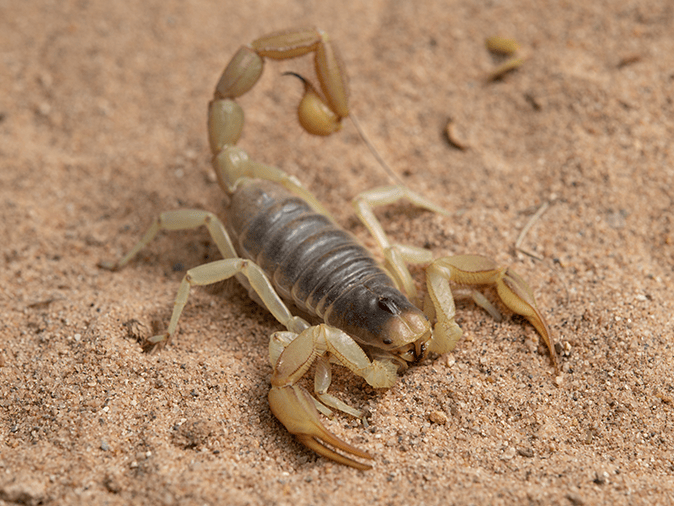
[103,27,558,470]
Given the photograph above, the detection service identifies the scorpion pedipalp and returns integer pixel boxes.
[269,384,373,470]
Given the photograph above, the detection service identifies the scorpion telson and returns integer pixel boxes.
[102,27,558,470]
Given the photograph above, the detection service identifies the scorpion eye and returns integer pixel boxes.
[382,337,393,345]
[377,296,401,316]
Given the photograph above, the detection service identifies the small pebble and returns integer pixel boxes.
[428,410,448,425]
[501,446,517,460]
[485,36,520,55]
[518,447,534,458]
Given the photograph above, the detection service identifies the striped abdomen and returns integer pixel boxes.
[226,180,420,346]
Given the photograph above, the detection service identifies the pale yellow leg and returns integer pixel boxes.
[314,355,363,418]
[269,328,392,417]
[101,209,308,345]
[100,209,238,271]
[352,185,446,305]
[149,258,308,346]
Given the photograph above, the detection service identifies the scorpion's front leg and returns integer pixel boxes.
[268,325,398,470]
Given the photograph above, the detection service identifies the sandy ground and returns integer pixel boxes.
[1,0,673,504]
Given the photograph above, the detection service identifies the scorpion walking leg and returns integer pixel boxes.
[100,209,239,271]
[353,185,448,305]
[314,355,364,418]
[149,258,308,345]
[101,209,307,345]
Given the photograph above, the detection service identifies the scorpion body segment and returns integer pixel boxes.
[227,179,429,360]
[103,27,557,470]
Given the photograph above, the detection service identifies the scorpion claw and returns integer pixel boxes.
[268,385,373,470]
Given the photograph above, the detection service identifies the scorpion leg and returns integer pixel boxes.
[148,257,309,346]
[426,255,558,369]
[268,324,398,469]
[314,355,363,418]
[101,209,308,345]
[353,185,448,306]
[100,210,238,272]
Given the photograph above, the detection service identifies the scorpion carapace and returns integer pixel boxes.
[102,27,558,470]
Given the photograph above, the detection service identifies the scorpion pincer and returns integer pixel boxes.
[102,27,558,470]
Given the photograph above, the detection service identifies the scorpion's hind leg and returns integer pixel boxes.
[425,255,558,369]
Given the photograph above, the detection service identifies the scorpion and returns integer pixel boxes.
[103,27,557,470]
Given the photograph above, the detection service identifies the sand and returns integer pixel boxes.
[1,0,673,504]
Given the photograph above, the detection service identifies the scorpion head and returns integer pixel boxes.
[380,299,432,364]
[327,285,432,365]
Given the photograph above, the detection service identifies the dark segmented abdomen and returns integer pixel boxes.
[226,180,396,323]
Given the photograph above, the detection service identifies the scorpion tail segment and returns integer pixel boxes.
[213,28,348,139]
[314,31,349,120]
[208,99,244,155]
[254,27,348,136]
[269,385,373,470]
[282,72,343,136]
[496,268,559,371]
[215,46,264,100]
